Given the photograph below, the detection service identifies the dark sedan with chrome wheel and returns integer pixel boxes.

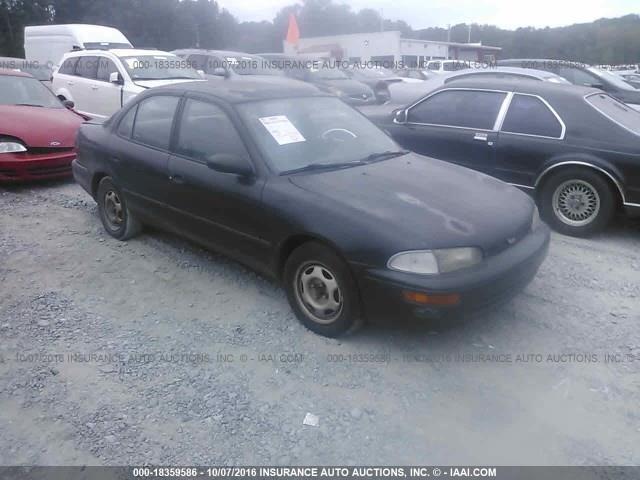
[73,79,549,336]
[364,78,640,237]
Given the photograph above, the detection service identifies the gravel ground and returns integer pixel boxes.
[0,179,639,466]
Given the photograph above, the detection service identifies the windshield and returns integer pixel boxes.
[224,55,283,76]
[236,96,401,173]
[120,54,201,81]
[307,67,348,80]
[588,67,637,91]
[586,92,640,136]
[0,75,62,108]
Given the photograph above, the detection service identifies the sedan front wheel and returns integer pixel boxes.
[284,242,363,337]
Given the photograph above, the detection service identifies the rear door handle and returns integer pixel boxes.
[169,174,186,185]
[67,81,74,86]
[473,133,488,142]
[91,85,99,90]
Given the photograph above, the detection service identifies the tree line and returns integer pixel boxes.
[1,0,639,64]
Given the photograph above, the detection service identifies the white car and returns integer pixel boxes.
[52,49,203,119]
[425,59,472,74]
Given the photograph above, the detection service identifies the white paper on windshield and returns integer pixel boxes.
[259,116,306,145]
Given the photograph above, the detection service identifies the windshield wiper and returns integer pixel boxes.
[283,160,366,175]
[14,103,45,107]
[361,150,409,163]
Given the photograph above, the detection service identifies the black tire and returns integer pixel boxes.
[283,242,363,337]
[96,177,142,241]
[539,167,616,237]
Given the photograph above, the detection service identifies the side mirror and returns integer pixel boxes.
[206,153,253,177]
[197,69,206,78]
[393,108,408,124]
[62,99,75,109]
[109,72,124,85]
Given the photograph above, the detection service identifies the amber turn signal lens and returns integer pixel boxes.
[402,291,461,306]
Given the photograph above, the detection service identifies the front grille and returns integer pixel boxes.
[27,147,74,155]
[0,168,19,177]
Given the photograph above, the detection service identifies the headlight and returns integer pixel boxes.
[0,141,27,154]
[531,206,543,231]
[388,247,483,275]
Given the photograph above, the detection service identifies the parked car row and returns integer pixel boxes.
[3,42,640,336]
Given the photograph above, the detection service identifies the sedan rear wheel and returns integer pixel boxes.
[540,167,615,237]
[97,177,142,241]
[284,242,362,337]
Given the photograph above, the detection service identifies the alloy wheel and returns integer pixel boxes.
[552,179,601,227]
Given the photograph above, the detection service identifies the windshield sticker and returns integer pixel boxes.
[259,116,306,145]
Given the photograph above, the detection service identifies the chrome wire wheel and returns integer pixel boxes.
[294,262,343,324]
[552,179,601,227]
[103,190,124,230]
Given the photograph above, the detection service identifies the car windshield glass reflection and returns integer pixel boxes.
[121,55,201,81]
[0,76,62,108]
[237,96,403,173]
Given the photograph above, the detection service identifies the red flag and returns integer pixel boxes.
[286,13,300,44]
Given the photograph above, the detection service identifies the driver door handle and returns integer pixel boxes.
[473,132,488,142]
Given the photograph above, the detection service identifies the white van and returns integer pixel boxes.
[24,24,133,70]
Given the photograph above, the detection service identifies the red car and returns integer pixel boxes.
[0,69,85,182]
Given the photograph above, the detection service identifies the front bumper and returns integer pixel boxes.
[356,226,551,322]
[0,149,76,182]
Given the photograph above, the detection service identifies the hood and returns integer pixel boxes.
[290,153,535,253]
[133,78,204,89]
[0,105,84,148]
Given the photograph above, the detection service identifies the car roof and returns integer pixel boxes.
[64,48,174,58]
[151,77,324,103]
[435,77,599,97]
[0,68,33,78]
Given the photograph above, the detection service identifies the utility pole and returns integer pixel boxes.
[447,24,451,42]
[468,24,472,43]
[380,8,384,32]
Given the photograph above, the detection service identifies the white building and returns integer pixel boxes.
[283,31,501,67]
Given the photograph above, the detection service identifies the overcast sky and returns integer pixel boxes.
[217,0,639,30]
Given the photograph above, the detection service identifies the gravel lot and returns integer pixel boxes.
[1,179,639,466]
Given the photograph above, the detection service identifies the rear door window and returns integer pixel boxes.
[408,89,507,130]
[501,94,564,138]
[132,96,180,150]
[58,57,79,75]
[75,56,99,79]
[586,93,640,136]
